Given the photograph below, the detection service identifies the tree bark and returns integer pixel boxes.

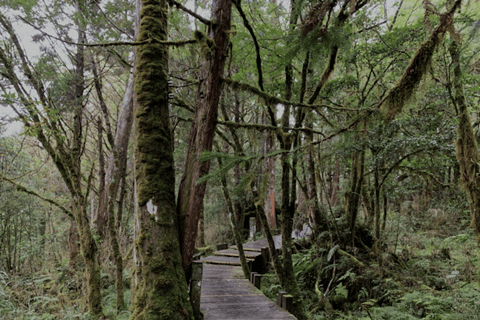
[130,0,192,318]
[218,155,250,279]
[451,40,480,242]
[262,110,277,230]
[306,114,327,230]
[96,118,107,239]
[68,221,80,272]
[345,146,365,246]
[106,74,134,312]
[177,0,232,273]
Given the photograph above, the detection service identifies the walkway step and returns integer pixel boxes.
[230,235,283,252]
[214,249,261,259]
[201,264,296,319]
[202,255,255,266]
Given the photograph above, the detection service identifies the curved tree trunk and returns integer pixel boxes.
[177,0,232,274]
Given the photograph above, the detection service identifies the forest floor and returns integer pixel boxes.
[261,206,480,319]
[1,204,479,319]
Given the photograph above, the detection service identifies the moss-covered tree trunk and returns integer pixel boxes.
[108,76,134,312]
[330,160,340,207]
[345,144,365,245]
[74,201,104,317]
[177,0,232,274]
[72,5,105,315]
[450,40,480,242]
[130,0,192,318]
[277,49,307,320]
[68,221,80,271]
[195,209,205,248]
[305,114,327,231]
[361,179,374,227]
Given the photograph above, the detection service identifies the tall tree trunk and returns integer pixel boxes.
[106,74,134,312]
[374,167,381,249]
[93,51,134,313]
[177,0,232,273]
[330,160,340,207]
[451,40,480,242]
[96,118,107,239]
[196,209,205,248]
[345,146,365,246]
[74,201,104,317]
[220,93,249,238]
[306,114,327,230]
[68,221,80,272]
[217,154,250,279]
[130,0,192,318]
[72,3,104,315]
[262,109,277,230]
[277,31,307,320]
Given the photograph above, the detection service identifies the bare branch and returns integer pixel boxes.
[0,173,73,218]
[233,0,264,91]
[19,17,197,47]
[168,0,211,25]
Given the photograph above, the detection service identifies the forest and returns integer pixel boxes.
[1,0,480,319]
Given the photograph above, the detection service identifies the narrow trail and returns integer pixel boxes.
[200,235,297,320]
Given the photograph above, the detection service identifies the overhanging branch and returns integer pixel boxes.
[168,0,211,25]
[19,17,197,47]
[0,174,73,219]
[217,120,326,137]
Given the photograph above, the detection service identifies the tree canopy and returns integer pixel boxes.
[1,0,480,319]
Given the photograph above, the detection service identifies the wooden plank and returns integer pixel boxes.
[202,255,255,266]
[230,235,282,252]
[214,249,261,259]
[200,264,296,320]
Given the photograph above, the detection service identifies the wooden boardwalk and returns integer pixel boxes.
[200,236,296,320]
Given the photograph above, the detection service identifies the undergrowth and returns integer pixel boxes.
[261,203,480,319]
[0,264,132,319]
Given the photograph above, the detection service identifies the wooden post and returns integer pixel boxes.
[190,261,203,320]
[248,260,253,273]
[253,273,262,289]
[261,247,269,273]
[249,217,256,239]
[250,272,257,284]
[282,294,293,312]
[216,243,228,250]
[277,291,287,307]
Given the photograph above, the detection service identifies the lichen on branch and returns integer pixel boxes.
[381,0,462,122]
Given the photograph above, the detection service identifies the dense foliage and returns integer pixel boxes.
[1,0,480,319]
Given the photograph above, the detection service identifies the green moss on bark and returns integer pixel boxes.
[381,6,458,122]
[131,0,193,319]
[194,30,216,59]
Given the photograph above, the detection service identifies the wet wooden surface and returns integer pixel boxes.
[214,249,261,259]
[200,264,296,319]
[201,254,255,266]
[200,235,296,319]
[230,235,282,252]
